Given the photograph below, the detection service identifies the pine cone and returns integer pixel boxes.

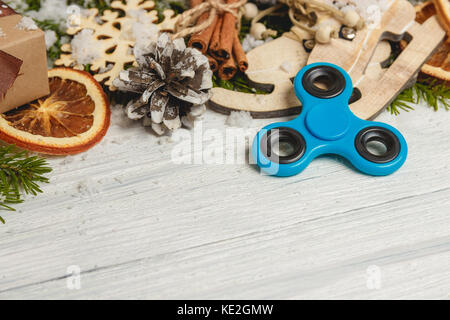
[114,33,213,135]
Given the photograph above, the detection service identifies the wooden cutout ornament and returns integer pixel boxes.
[208,0,446,120]
[55,0,178,91]
[208,35,310,118]
[208,3,390,118]
[207,11,343,118]
[308,0,446,119]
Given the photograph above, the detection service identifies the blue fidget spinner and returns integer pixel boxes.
[252,62,408,177]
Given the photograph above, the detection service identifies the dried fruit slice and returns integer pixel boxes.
[0,68,110,155]
[415,1,450,82]
[433,0,450,34]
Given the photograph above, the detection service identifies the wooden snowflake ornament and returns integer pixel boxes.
[55,0,178,90]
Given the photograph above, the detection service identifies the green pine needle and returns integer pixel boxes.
[212,73,270,94]
[0,145,52,224]
[388,81,450,115]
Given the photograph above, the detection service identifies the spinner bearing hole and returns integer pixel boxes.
[302,66,346,99]
[365,139,388,157]
[355,127,401,164]
[272,139,297,158]
[313,75,333,91]
[261,127,306,164]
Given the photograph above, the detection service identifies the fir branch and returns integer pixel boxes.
[154,0,187,21]
[388,81,450,115]
[0,146,52,224]
[212,72,270,94]
[388,86,416,115]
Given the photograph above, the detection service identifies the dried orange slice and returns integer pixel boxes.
[0,68,110,155]
[415,1,450,82]
[432,0,450,35]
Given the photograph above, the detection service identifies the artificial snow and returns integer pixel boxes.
[241,34,273,53]
[44,30,57,49]
[322,0,392,24]
[15,16,38,31]
[190,104,207,117]
[70,29,101,65]
[65,6,160,68]
[122,9,159,57]
[98,63,114,74]
[109,103,135,129]
[77,179,100,197]
[4,0,29,12]
[181,116,195,129]
[226,111,253,128]
[26,0,70,29]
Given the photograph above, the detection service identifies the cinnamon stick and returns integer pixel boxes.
[188,0,219,53]
[209,16,223,55]
[218,56,237,80]
[211,0,238,61]
[188,15,219,53]
[189,0,203,7]
[233,34,248,73]
[207,55,219,72]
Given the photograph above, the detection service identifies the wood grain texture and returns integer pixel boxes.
[0,100,449,300]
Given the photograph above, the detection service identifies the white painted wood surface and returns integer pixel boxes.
[0,99,449,299]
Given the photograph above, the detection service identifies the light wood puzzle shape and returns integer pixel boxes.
[209,0,446,120]
[308,0,446,120]
[209,36,310,118]
[208,5,391,118]
[55,0,177,91]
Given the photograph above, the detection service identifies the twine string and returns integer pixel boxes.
[172,0,248,39]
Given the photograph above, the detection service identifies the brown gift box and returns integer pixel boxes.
[0,4,49,113]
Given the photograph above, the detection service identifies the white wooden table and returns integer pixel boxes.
[0,100,449,300]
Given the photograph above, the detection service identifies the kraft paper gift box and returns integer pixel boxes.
[0,1,49,113]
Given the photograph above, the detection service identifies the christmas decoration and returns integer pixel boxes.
[0,68,110,155]
[0,145,52,224]
[413,0,449,82]
[209,0,446,120]
[0,1,49,113]
[0,0,449,225]
[179,0,249,80]
[55,0,178,90]
[0,50,22,100]
[432,0,450,34]
[113,33,212,135]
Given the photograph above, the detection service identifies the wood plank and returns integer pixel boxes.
[0,101,449,299]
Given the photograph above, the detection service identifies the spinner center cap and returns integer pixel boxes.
[305,104,350,141]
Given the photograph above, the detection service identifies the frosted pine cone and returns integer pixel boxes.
[113,33,213,135]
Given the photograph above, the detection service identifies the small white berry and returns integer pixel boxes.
[343,10,361,28]
[315,25,333,44]
[250,22,267,40]
[243,3,259,20]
